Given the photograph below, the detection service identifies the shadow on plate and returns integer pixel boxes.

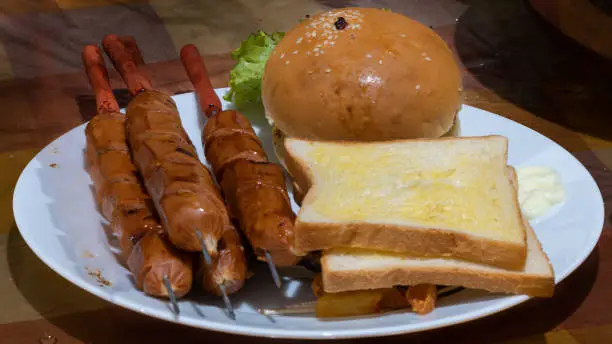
[454,0,612,143]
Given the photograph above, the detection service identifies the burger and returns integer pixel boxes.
[262,7,463,165]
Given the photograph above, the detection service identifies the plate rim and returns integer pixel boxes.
[12,92,605,339]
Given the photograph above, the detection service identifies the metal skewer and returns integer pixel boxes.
[257,301,317,316]
[217,283,235,320]
[196,230,213,267]
[256,286,464,316]
[195,229,236,320]
[179,46,286,291]
[162,275,180,314]
[263,250,283,289]
[207,105,220,118]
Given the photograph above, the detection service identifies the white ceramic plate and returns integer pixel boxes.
[13,88,603,339]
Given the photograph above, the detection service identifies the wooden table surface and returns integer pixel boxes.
[1,1,611,343]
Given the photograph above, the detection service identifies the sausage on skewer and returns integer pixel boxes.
[101,36,247,316]
[82,45,193,303]
[101,36,224,255]
[114,35,249,293]
[118,35,247,297]
[180,45,302,272]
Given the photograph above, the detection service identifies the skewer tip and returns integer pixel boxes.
[218,283,236,320]
[207,104,221,117]
[162,275,180,314]
[194,229,235,320]
[195,230,213,267]
[263,250,283,289]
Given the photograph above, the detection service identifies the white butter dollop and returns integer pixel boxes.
[517,166,565,220]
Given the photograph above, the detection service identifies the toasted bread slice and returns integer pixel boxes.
[321,167,554,297]
[285,135,527,269]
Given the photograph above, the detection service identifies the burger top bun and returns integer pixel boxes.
[262,8,462,141]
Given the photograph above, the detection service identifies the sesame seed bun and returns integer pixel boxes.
[262,8,462,141]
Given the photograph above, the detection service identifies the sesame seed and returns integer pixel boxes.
[280,53,285,59]
[285,60,290,65]
[306,51,311,56]
[416,84,421,90]
[312,32,317,37]
[314,52,320,57]
[313,47,319,52]
[329,42,335,46]
[296,37,303,44]
[378,60,382,64]
[365,54,372,58]
[425,57,432,61]
[400,34,407,38]
[325,68,332,73]
[292,50,298,54]
[320,50,325,54]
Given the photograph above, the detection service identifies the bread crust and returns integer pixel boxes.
[321,261,554,297]
[321,218,554,297]
[286,135,528,270]
[296,221,526,270]
[321,167,554,297]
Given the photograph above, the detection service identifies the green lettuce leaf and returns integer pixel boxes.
[224,31,285,108]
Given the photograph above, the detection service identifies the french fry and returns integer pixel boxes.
[312,276,438,317]
[406,284,437,315]
[311,274,326,298]
[315,290,385,318]
[379,287,409,310]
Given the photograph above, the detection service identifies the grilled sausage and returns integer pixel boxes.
[220,159,299,266]
[202,109,268,180]
[125,89,229,255]
[198,224,248,295]
[85,112,194,298]
[203,110,301,266]
[128,230,194,298]
[101,36,248,295]
[83,45,194,299]
[180,44,300,267]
